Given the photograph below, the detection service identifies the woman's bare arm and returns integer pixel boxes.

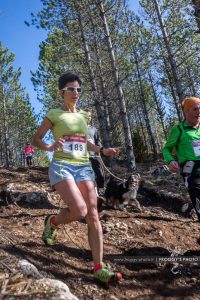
[32,118,64,152]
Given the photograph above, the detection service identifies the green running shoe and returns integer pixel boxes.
[94,262,122,283]
[42,214,58,246]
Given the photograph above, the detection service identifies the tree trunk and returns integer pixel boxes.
[192,0,200,32]
[162,57,182,121]
[86,8,112,148]
[2,93,10,167]
[134,52,158,161]
[76,5,111,149]
[135,102,149,151]
[153,0,185,102]
[97,0,136,170]
[148,72,167,139]
[186,67,196,96]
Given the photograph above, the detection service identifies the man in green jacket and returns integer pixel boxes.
[163,97,200,221]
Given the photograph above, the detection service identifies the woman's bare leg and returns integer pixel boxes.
[53,179,88,224]
[77,181,103,264]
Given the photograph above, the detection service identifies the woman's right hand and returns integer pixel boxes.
[168,160,179,173]
[49,138,65,152]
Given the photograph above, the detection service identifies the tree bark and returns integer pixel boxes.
[97,0,136,170]
[153,0,185,102]
[134,55,158,161]
[148,71,167,140]
[192,0,200,32]
[75,4,111,149]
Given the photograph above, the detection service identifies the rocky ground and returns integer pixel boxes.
[0,164,200,300]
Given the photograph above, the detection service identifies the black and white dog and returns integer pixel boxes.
[104,174,141,210]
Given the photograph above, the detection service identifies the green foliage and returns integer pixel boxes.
[0,42,41,167]
[23,0,200,164]
[132,128,152,162]
[34,149,50,166]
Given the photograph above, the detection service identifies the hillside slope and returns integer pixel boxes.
[0,166,200,299]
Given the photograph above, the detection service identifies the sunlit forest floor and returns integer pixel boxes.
[0,165,200,299]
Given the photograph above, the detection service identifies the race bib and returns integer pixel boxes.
[192,141,200,156]
[63,135,87,155]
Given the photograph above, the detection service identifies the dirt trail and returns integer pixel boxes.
[0,166,200,299]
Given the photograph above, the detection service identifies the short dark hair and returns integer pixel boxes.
[58,72,82,90]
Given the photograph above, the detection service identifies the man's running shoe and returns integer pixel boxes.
[94,262,122,283]
[42,214,58,246]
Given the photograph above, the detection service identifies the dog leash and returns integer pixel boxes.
[100,156,125,182]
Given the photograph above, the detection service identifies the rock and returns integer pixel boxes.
[181,203,190,213]
[18,259,79,300]
[110,295,120,300]
[140,179,191,216]
[39,278,79,300]
[151,165,171,178]
[0,182,54,206]
[18,259,43,279]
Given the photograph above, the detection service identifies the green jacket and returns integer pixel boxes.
[163,121,200,165]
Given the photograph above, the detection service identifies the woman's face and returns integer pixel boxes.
[61,80,81,106]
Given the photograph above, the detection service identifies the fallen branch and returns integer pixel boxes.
[0,227,16,245]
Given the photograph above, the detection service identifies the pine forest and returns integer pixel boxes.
[1,0,200,169]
